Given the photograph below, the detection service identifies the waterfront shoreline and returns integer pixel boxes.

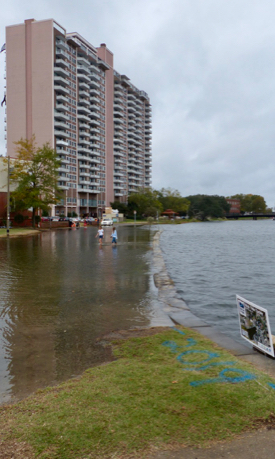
[152,229,275,379]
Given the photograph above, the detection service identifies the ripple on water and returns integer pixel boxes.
[160,220,275,343]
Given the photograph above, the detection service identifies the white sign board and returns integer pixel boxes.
[236,295,274,357]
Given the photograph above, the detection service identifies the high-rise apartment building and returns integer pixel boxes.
[4,18,152,216]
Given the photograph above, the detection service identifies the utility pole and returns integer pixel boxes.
[6,156,10,237]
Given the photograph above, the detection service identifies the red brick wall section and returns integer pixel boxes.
[0,192,7,219]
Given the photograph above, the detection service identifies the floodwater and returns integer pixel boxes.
[160,219,275,344]
[0,225,166,404]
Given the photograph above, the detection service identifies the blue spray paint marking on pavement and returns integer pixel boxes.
[177,350,220,366]
[190,369,256,387]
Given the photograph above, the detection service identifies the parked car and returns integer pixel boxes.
[101,219,113,226]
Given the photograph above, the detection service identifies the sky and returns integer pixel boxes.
[1,0,275,207]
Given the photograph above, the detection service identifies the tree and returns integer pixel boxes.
[230,194,267,214]
[109,200,128,215]
[127,188,163,218]
[8,137,61,227]
[187,195,230,220]
[156,188,190,215]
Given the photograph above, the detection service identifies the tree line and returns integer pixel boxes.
[112,190,271,221]
[4,138,271,226]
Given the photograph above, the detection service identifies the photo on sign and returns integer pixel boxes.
[236,295,274,357]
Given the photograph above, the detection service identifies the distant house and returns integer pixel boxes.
[226,198,241,214]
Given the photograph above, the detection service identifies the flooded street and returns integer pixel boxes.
[0,225,164,404]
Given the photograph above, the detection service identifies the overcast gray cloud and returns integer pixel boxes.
[1,0,275,206]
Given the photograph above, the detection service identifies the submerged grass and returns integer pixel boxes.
[0,228,39,237]
[1,327,275,458]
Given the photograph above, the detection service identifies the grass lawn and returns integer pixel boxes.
[0,228,39,238]
[1,326,275,458]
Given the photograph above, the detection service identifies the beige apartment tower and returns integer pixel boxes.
[4,18,152,216]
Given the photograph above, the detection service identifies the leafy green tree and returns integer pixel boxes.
[230,194,267,213]
[128,188,163,218]
[250,195,267,213]
[8,137,61,227]
[187,195,230,220]
[109,200,128,215]
[156,188,190,214]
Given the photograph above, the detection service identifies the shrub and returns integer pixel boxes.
[14,214,24,224]
[35,215,41,224]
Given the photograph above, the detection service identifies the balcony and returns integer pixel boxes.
[54,129,69,138]
[79,121,90,130]
[54,66,69,78]
[79,97,90,106]
[78,56,90,66]
[56,139,69,147]
[79,81,89,90]
[58,166,68,174]
[90,134,100,141]
[77,105,91,116]
[90,96,100,104]
[89,80,100,90]
[77,64,90,75]
[54,121,68,130]
[55,48,67,58]
[89,119,100,127]
[79,129,90,138]
[78,146,90,154]
[114,110,123,118]
[78,89,90,98]
[79,138,90,146]
[54,85,70,95]
[54,74,68,86]
[77,186,100,194]
[56,38,66,50]
[54,110,69,121]
[89,111,100,120]
[58,183,69,190]
[90,72,101,82]
[79,171,90,177]
[56,104,70,113]
[114,151,124,157]
[89,142,100,149]
[79,179,91,186]
[114,118,123,125]
[58,156,70,164]
[90,64,100,73]
[78,113,90,123]
[89,88,100,96]
[78,154,92,162]
[89,172,100,179]
[55,58,69,68]
[58,174,70,182]
[77,73,90,84]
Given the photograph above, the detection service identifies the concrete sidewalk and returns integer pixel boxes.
[149,429,275,458]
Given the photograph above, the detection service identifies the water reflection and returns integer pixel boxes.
[0,226,158,404]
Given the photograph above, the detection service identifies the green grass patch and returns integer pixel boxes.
[0,228,39,237]
[1,327,275,458]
